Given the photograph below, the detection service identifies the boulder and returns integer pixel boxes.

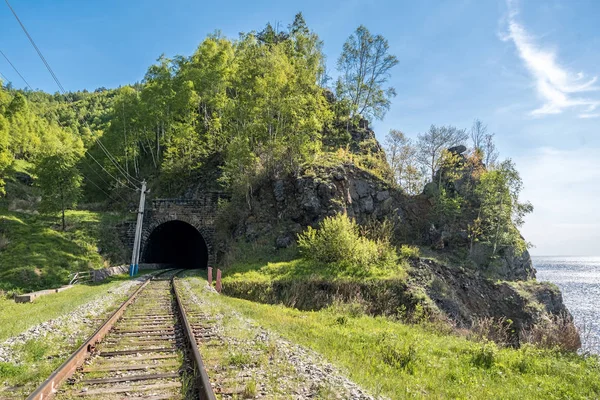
[448,145,467,154]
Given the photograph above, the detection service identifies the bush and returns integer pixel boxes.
[469,317,513,347]
[297,213,399,277]
[471,342,497,369]
[399,245,420,260]
[520,314,581,352]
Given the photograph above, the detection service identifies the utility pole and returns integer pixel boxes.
[129,180,147,277]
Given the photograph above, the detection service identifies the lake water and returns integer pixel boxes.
[533,256,600,354]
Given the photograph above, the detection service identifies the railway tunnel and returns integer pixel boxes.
[141,220,209,269]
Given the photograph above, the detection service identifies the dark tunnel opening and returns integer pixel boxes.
[142,220,208,269]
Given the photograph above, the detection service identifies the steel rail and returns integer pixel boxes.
[26,276,153,400]
[173,273,217,400]
[26,269,178,400]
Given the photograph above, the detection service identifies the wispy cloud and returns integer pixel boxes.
[502,0,600,118]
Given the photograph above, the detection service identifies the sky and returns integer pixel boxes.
[1,0,599,256]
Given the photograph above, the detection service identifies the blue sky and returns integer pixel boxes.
[1,0,599,255]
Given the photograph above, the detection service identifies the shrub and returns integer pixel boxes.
[380,342,418,373]
[471,341,497,369]
[399,245,420,260]
[520,314,581,352]
[297,213,399,277]
[469,317,513,347]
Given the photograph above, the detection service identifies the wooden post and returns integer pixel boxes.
[207,267,213,286]
[216,269,222,293]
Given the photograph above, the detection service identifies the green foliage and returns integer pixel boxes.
[399,244,420,260]
[336,25,399,120]
[0,209,125,292]
[0,362,26,378]
[434,187,464,226]
[474,159,533,256]
[35,138,84,230]
[297,213,399,277]
[470,341,498,369]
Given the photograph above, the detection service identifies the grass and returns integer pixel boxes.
[0,274,131,341]
[222,241,407,287]
[0,274,142,397]
[185,273,600,400]
[0,209,126,292]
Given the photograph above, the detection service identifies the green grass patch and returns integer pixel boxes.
[185,274,600,399]
[0,276,132,341]
[0,209,126,292]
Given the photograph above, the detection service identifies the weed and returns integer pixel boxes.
[380,342,418,373]
[227,352,252,367]
[521,313,581,352]
[297,213,401,278]
[21,339,49,362]
[471,342,497,369]
[469,317,513,347]
[0,362,25,378]
[242,379,258,398]
[399,244,420,260]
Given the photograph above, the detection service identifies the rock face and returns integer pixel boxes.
[225,146,572,343]
[237,163,409,243]
[236,161,534,281]
[413,259,568,340]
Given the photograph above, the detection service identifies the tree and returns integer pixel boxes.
[473,159,532,257]
[470,119,499,169]
[336,25,398,121]
[0,114,11,196]
[36,141,84,231]
[416,125,468,181]
[482,133,499,168]
[384,129,423,194]
[470,118,487,150]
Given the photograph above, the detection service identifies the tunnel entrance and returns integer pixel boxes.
[142,220,208,269]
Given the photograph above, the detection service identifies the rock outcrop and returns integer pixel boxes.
[223,156,574,344]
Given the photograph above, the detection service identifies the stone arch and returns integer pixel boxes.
[140,215,216,268]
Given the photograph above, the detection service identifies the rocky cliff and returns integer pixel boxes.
[220,122,576,347]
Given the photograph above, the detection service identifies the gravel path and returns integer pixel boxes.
[0,276,146,364]
[183,278,385,400]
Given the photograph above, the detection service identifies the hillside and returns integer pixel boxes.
[0,208,126,292]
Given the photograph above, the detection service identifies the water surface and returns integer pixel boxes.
[533,256,600,354]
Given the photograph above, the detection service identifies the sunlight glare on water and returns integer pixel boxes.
[533,256,600,354]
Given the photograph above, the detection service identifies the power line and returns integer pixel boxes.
[5,0,143,189]
[86,151,139,192]
[82,175,113,200]
[4,0,65,93]
[0,49,33,90]
[0,69,8,83]
[82,161,130,203]
[96,138,143,185]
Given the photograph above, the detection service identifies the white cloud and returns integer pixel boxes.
[516,147,600,256]
[503,0,600,118]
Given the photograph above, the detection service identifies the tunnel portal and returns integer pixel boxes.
[142,220,208,269]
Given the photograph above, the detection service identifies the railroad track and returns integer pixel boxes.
[27,270,216,400]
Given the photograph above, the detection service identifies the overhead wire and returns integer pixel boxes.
[86,151,139,192]
[82,175,114,200]
[4,0,65,93]
[4,0,143,191]
[0,49,33,90]
[95,138,143,185]
[82,161,130,203]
